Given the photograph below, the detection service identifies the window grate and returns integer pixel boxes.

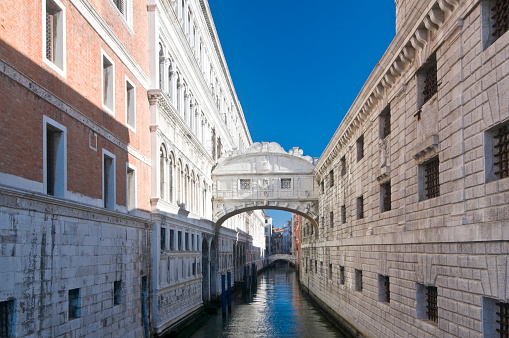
[492,0,509,39]
[239,179,251,190]
[497,301,509,337]
[494,124,509,179]
[281,178,292,190]
[423,63,438,104]
[426,286,438,322]
[425,157,440,199]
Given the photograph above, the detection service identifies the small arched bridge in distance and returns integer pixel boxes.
[211,142,319,234]
[266,254,296,265]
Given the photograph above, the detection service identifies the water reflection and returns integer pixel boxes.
[190,263,347,338]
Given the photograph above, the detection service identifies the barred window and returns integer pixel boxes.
[68,288,81,319]
[356,135,364,162]
[339,266,345,285]
[496,301,509,337]
[239,179,251,190]
[341,205,346,224]
[378,275,390,303]
[357,196,364,220]
[422,63,438,105]
[329,169,334,187]
[426,286,438,322]
[281,178,292,190]
[424,157,440,199]
[380,105,391,139]
[492,0,509,40]
[329,211,334,228]
[494,124,509,179]
[0,300,15,337]
[340,156,346,176]
[114,281,122,305]
[355,269,363,291]
[381,181,391,212]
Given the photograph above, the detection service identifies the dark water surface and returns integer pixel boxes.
[190,263,347,338]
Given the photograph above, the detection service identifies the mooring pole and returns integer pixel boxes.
[227,270,232,311]
[243,265,247,291]
[221,273,226,316]
[251,263,256,285]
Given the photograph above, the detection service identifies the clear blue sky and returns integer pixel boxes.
[208,1,396,228]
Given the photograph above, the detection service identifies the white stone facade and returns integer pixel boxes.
[302,0,509,337]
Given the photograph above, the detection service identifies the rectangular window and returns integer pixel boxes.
[329,169,334,187]
[126,165,136,212]
[340,156,346,176]
[102,52,115,113]
[483,0,509,49]
[339,266,345,285]
[380,105,391,139]
[341,205,346,224]
[113,281,122,305]
[113,0,125,14]
[170,229,175,250]
[320,180,324,194]
[483,298,509,337]
[178,231,182,250]
[43,0,65,73]
[0,300,15,337]
[68,288,81,320]
[494,124,509,179]
[320,261,323,275]
[44,117,67,197]
[191,234,195,251]
[378,275,390,303]
[423,156,440,200]
[418,54,438,110]
[160,227,166,250]
[281,178,292,190]
[315,260,317,274]
[103,150,116,210]
[380,181,391,212]
[239,179,251,190]
[328,264,332,280]
[329,211,334,228]
[126,78,136,130]
[355,269,363,291]
[357,196,364,220]
[356,135,364,162]
[426,286,438,322]
[185,232,189,251]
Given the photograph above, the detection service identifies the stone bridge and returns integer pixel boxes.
[266,254,296,265]
[211,142,319,232]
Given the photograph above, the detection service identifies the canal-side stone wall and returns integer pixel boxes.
[303,0,509,337]
[0,187,152,337]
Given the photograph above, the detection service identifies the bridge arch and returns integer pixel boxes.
[211,142,319,234]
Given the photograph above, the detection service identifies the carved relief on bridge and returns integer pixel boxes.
[211,142,319,226]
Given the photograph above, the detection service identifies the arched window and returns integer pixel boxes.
[159,145,167,200]
[184,166,190,210]
[169,152,175,203]
[176,159,182,205]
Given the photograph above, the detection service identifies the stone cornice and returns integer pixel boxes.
[0,186,153,228]
[315,0,462,176]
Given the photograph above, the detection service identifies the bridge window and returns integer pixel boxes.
[239,179,251,190]
[280,178,292,190]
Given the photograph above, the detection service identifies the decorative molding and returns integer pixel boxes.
[414,135,439,164]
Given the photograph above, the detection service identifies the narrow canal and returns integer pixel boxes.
[187,262,348,338]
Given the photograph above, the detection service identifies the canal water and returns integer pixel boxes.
[188,262,348,338]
